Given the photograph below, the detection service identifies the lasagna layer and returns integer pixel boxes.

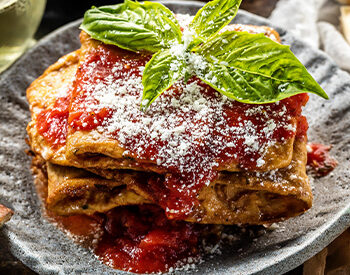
[46,162,150,215]
[42,138,311,224]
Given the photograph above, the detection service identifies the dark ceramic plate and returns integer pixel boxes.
[1,1,350,274]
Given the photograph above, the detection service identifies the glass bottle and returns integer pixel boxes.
[0,0,46,73]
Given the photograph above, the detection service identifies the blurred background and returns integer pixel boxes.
[36,0,121,38]
[39,0,349,72]
[1,0,349,73]
[0,0,280,73]
[36,0,278,38]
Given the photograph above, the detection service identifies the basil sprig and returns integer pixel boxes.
[81,0,328,110]
[190,0,242,43]
[142,49,186,107]
[194,31,329,102]
[81,0,181,52]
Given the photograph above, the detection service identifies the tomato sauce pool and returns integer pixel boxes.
[96,205,201,273]
[46,205,202,273]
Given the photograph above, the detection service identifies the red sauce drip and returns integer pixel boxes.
[307,143,337,176]
[36,94,71,147]
[148,169,219,219]
[296,115,309,138]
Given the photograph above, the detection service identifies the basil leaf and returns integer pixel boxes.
[194,31,328,103]
[189,0,242,42]
[141,48,186,110]
[81,0,182,53]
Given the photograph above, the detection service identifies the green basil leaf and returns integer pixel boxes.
[194,31,328,103]
[141,48,186,110]
[80,0,182,53]
[189,0,242,42]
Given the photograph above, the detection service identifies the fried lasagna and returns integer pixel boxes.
[27,22,312,273]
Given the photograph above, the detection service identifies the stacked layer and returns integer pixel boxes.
[27,23,312,225]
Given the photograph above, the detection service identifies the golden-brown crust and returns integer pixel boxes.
[130,138,311,224]
[192,138,311,224]
[65,128,295,173]
[26,50,79,114]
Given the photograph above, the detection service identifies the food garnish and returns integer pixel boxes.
[81,0,328,110]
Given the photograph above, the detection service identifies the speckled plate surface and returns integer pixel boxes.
[1,1,350,274]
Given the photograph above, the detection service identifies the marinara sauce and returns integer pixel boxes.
[35,41,309,273]
[36,94,71,148]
